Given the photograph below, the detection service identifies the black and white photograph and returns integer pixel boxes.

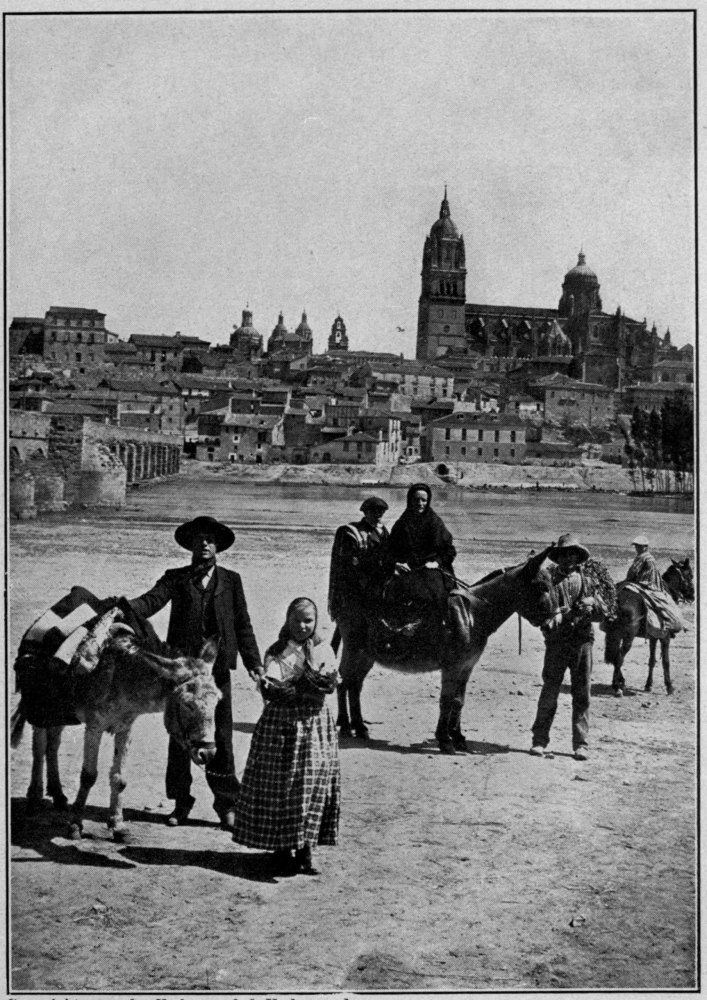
[5,4,698,995]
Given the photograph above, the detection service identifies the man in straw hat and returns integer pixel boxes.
[129,515,262,829]
[529,532,606,762]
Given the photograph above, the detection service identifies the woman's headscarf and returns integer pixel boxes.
[406,483,432,509]
[266,596,322,662]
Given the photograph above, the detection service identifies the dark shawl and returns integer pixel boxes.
[389,484,456,572]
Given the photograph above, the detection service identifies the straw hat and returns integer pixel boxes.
[547,533,590,564]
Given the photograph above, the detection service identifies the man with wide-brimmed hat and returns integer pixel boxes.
[129,515,262,829]
[328,496,391,737]
[529,532,605,762]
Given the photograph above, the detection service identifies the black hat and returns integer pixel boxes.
[174,515,235,553]
[547,532,589,564]
[360,496,389,513]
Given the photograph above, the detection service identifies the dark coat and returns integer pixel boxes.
[129,565,262,686]
[328,518,391,619]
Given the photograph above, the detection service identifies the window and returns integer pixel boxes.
[445,446,450,456]
[75,352,81,361]
[461,429,467,441]
[477,448,483,456]
[494,448,499,457]
[510,431,516,442]
[510,448,515,457]
[461,446,466,456]
[494,430,500,442]
[445,428,451,440]
[478,429,484,441]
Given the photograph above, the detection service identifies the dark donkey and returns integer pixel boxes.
[604,558,693,697]
[336,548,556,753]
[11,591,222,842]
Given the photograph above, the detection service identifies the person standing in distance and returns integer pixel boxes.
[129,515,262,829]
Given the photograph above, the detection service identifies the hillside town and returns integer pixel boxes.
[9,193,694,514]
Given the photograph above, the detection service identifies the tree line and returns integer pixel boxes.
[625,392,694,493]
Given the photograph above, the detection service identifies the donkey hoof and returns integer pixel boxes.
[644,685,652,693]
[438,739,456,755]
[112,827,131,844]
[353,726,370,740]
[338,725,352,738]
[451,736,469,753]
[67,822,83,840]
[613,688,623,698]
[666,685,675,695]
[53,795,70,813]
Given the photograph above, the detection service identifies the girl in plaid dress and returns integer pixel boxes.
[231,598,341,875]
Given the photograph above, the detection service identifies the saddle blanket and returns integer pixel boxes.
[623,583,686,638]
[19,587,125,672]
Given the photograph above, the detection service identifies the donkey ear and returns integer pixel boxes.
[198,637,219,669]
[671,558,679,566]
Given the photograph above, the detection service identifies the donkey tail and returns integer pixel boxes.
[10,702,27,748]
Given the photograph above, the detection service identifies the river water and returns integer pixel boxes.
[94,475,695,560]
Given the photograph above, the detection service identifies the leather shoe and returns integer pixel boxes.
[219,808,236,831]
[295,845,320,875]
[166,795,195,827]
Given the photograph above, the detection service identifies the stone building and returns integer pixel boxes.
[42,306,118,370]
[415,192,685,390]
[427,411,527,464]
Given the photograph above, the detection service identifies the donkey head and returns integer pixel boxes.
[147,640,222,765]
[516,546,556,627]
[669,557,694,603]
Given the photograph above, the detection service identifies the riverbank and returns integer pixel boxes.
[169,458,693,505]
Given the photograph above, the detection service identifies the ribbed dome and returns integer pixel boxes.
[565,251,597,282]
[295,311,312,338]
[231,308,261,349]
[430,189,459,239]
[270,312,289,339]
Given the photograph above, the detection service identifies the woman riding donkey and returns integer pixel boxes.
[388,483,458,628]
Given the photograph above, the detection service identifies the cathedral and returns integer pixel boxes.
[416,190,675,388]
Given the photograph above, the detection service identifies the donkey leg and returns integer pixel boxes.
[26,727,47,814]
[108,727,133,842]
[662,638,674,694]
[69,726,102,840]
[447,652,480,752]
[45,726,69,811]
[645,638,657,692]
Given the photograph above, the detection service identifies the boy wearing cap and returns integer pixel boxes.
[129,515,262,829]
[530,533,604,762]
[328,497,391,730]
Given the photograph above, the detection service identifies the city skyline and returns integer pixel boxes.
[6,11,695,355]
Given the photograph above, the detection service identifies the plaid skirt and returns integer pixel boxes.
[231,700,341,850]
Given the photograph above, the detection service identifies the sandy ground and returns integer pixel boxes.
[8,498,697,993]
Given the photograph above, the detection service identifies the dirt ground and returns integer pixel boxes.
[8,499,697,993]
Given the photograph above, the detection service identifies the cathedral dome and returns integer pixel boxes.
[230,308,262,351]
[564,251,598,282]
[270,312,289,341]
[295,311,313,339]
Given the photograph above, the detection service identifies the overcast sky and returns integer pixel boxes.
[6,10,695,356]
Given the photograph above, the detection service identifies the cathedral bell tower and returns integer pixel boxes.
[416,187,467,361]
